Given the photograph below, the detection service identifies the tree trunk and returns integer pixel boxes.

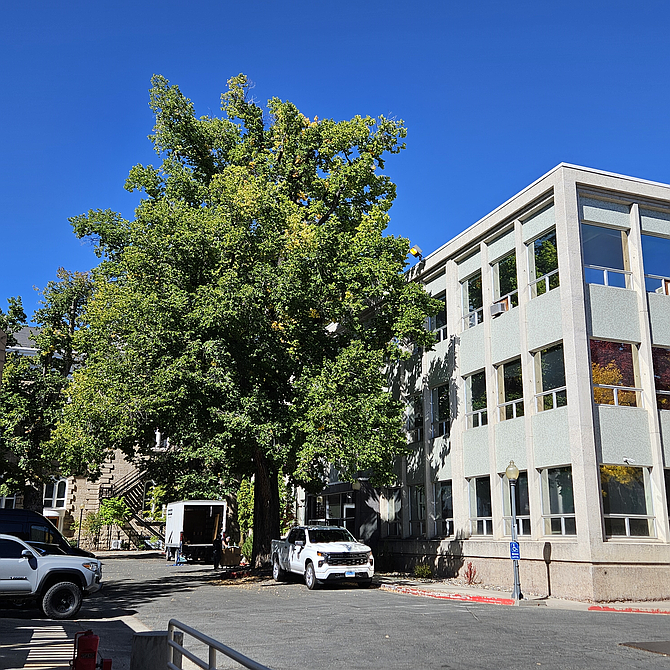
[252,449,280,568]
[23,483,43,513]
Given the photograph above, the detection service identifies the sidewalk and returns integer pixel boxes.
[376,575,670,615]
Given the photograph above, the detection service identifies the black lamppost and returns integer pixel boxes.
[506,460,523,602]
[77,504,84,548]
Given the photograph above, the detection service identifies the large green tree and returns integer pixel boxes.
[54,74,437,564]
[0,269,92,510]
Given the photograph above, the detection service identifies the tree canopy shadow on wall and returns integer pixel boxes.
[424,335,458,476]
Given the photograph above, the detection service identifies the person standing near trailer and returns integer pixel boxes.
[212,534,223,569]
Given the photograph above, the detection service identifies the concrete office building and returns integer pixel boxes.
[366,163,670,602]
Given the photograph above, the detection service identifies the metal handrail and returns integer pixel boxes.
[584,264,632,288]
[168,619,273,670]
[528,268,559,297]
[593,384,643,407]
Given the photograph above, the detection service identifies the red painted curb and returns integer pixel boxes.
[588,605,670,615]
[380,583,515,606]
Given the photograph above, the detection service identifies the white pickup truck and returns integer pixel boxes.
[271,526,374,589]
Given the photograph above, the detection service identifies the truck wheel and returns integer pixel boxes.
[41,582,82,619]
[272,556,286,582]
[304,562,319,590]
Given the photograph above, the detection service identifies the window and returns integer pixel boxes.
[492,252,518,310]
[582,224,631,288]
[529,229,559,298]
[497,358,524,420]
[43,479,67,508]
[462,271,483,329]
[534,343,567,411]
[652,348,670,410]
[407,395,424,443]
[431,385,450,438]
[540,467,576,535]
[469,476,493,535]
[590,340,641,407]
[30,524,58,545]
[429,291,448,341]
[641,234,670,295]
[502,471,531,536]
[0,494,16,509]
[409,484,426,537]
[433,481,453,537]
[600,465,654,537]
[465,371,487,429]
[0,538,26,559]
[382,488,402,537]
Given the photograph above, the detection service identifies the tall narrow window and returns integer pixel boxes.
[534,343,567,411]
[465,371,488,428]
[407,395,424,443]
[529,229,559,298]
[462,271,483,329]
[582,224,631,288]
[600,465,654,537]
[429,291,448,341]
[652,348,670,410]
[497,358,524,420]
[0,494,16,509]
[502,470,531,536]
[469,476,493,535]
[540,467,576,535]
[382,488,402,537]
[44,479,67,509]
[433,481,453,537]
[590,340,640,407]
[409,484,426,537]
[641,234,670,295]
[492,252,518,310]
[431,385,450,438]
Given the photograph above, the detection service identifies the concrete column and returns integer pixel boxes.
[555,169,603,570]
[628,203,669,541]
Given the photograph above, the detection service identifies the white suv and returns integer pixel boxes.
[0,533,102,619]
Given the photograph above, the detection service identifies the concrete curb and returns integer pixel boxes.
[379,583,515,606]
[588,605,670,616]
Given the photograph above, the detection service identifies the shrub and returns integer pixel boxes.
[463,561,479,585]
[241,535,253,562]
[413,564,432,579]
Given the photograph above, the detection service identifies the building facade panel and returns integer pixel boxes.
[648,294,670,346]
[586,284,641,342]
[531,406,571,468]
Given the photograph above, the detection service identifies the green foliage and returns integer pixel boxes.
[145,484,167,520]
[73,510,105,547]
[413,564,432,579]
[54,74,438,561]
[0,271,92,503]
[98,497,132,526]
[241,535,253,562]
[236,478,254,537]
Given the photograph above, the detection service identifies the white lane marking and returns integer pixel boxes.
[14,625,72,668]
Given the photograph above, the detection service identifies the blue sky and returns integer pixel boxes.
[2,1,670,318]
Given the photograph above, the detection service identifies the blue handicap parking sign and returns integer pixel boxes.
[510,541,520,560]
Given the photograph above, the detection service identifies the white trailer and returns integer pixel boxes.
[165,500,227,562]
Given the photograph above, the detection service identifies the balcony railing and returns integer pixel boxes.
[433,420,449,439]
[462,307,484,330]
[535,386,567,411]
[470,517,493,536]
[644,274,670,295]
[529,269,559,298]
[466,409,488,429]
[604,514,655,538]
[593,384,643,407]
[584,264,632,289]
[498,398,524,421]
[504,516,531,536]
[434,518,454,537]
[542,514,576,536]
[433,325,448,342]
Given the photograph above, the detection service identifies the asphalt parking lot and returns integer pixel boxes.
[3,556,670,669]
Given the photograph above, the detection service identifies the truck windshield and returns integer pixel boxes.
[308,528,356,543]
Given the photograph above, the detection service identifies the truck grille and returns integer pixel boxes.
[327,552,369,566]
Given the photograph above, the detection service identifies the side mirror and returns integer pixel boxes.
[21,549,34,559]
[295,540,305,547]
